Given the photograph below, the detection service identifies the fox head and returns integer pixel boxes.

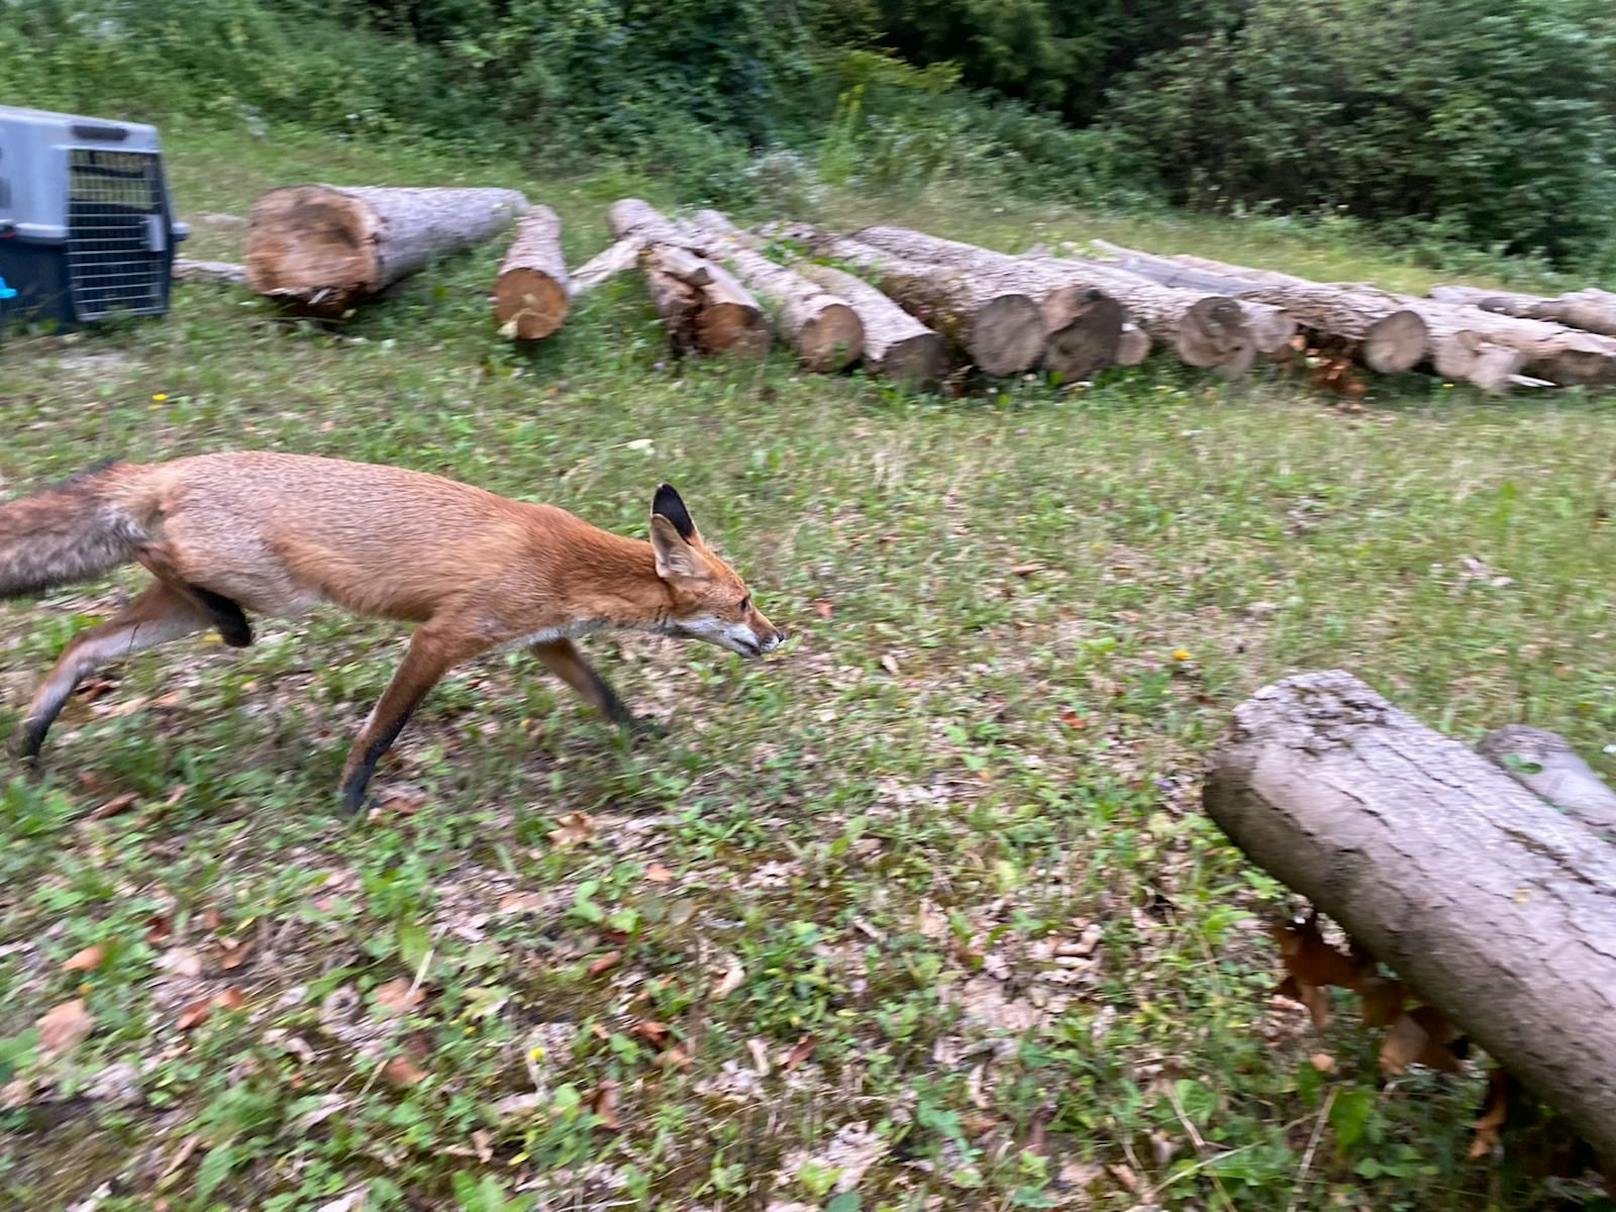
[649,484,784,658]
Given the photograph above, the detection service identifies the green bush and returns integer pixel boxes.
[1106,0,1616,262]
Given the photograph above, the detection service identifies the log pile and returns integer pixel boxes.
[1206,670,1616,1163]
[235,181,1616,397]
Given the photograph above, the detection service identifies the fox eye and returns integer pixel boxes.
[738,596,750,614]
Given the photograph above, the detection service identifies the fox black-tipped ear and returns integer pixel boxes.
[652,483,697,542]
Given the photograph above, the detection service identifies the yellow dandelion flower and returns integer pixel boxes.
[152,392,169,402]
[1172,648,1191,662]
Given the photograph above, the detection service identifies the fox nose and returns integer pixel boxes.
[762,628,786,653]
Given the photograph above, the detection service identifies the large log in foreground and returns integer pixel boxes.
[246,184,528,315]
[493,206,570,340]
[1205,671,1616,1157]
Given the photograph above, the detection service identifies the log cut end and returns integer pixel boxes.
[1361,309,1429,374]
[1039,288,1123,381]
[796,301,865,372]
[967,293,1046,376]
[1115,322,1152,366]
[877,330,950,387]
[245,186,379,313]
[494,269,570,339]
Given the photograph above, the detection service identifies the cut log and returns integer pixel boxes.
[1090,242,1426,376]
[681,210,863,372]
[646,244,770,358]
[246,184,528,315]
[1476,725,1616,835]
[1205,670,1616,1158]
[570,236,646,297]
[1431,285,1616,339]
[765,223,1044,377]
[172,258,246,286]
[492,206,569,340]
[852,227,1141,379]
[1410,297,1616,388]
[605,200,769,358]
[794,261,948,387]
[1115,322,1152,367]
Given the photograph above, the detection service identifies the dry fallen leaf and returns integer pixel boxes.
[496,891,548,914]
[1107,1162,1140,1192]
[216,987,246,1013]
[589,950,623,977]
[592,1080,622,1130]
[630,1020,672,1049]
[63,944,107,973]
[199,908,223,933]
[880,653,901,676]
[37,999,94,1058]
[382,1056,426,1088]
[708,953,745,1002]
[549,811,597,849]
[1469,1069,1510,1159]
[217,937,255,972]
[372,978,425,1017]
[175,995,215,1032]
[644,863,675,885]
[1009,562,1044,578]
[782,1033,818,1071]
[811,598,834,620]
[85,791,139,822]
[655,1042,692,1072]
[471,1128,493,1164]
[1309,1052,1337,1073]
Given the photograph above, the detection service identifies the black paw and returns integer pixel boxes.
[626,715,668,741]
[9,719,47,763]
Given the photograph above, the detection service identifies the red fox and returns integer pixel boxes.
[0,453,783,813]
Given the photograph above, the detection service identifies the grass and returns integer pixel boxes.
[2,121,1615,1212]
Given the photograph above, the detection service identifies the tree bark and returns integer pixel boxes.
[1476,725,1616,835]
[569,235,646,296]
[246,184,528,315]
[681,210,863,372]
[1409,296,1616,388]
[172,258,246,286]
[794,261,948,387]
[492,206,570,340]
[1090,242,1428,375]
[767,224,1045,377]
[605,200,769,358]
[1431,285,1616,339]
[851,227,1140,379]
[1205,670,1616,1158]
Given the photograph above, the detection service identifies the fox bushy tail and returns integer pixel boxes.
[0,462,144,598]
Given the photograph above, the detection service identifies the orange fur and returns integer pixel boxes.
[2,452,783,811]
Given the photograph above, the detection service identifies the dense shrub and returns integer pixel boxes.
[1106,0,1616,261]
[6,0,1615,266]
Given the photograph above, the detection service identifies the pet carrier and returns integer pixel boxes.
[0,105,189,331]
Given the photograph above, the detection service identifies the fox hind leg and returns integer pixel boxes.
[10,581,209,761]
